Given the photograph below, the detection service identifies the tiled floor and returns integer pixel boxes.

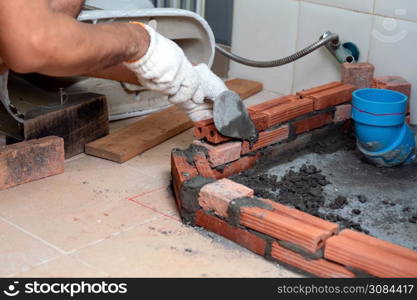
[0,90,301,278]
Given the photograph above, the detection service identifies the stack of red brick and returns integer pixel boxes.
[171,73,417,277]
[194,81,356,158]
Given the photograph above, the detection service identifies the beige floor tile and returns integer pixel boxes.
[12,255,108,278]
[73,217,301,278]
[125,129,195,185]
[128,187,180,220]
[0,155,166,253]
[0,219,60,276]
[124,142,172,184]
[0,112,304,278]
[165,129,196,150]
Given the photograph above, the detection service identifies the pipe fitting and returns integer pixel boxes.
[352,88,416,167]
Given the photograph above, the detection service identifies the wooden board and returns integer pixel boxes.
[86,105,192,163]
[85,78,263,163]
[226,78,263,99]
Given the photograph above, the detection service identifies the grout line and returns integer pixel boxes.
[367,2,377,64]
[0,216,66,255]
[6,255,63,277]
[65,215,165,255]
[2,186,180,277]
[73,257,111,277]
[7,253,112,278]
[300,0,417,24]
[291,0,303,94]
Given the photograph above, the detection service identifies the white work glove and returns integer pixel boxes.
[181,101,213,122]
[124,23,204,105]
[181,64,229,122]
[194,64,228,100]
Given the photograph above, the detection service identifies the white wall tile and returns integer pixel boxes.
[369,16,417,123]
[292,2,373,93]
[229,0,299,94]
[374,0,417,23]
[303,0,374,13]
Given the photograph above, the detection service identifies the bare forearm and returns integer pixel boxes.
[35,18,150,76]
[0,0,149,76]
[85,64,140,85]
[50,0,85,17]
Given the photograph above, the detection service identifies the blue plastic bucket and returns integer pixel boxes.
[352,88,415,167]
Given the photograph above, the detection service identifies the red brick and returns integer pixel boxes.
[263,98,314,127]
[341,62,374,89]
[171,152,199,186]
[194,118,214,127]
[271,242,355,278]
[250,112,269,131]
[324,231,417,277]
[171,152,199,209]
[308,84,356,110]
[240,207,334,253]
[201,124,231,144]
[195,211,266,256]
[334,104,352,123]
[194,112,268,142]
[340,230,417,262]
[194,127,204,139]
[262,199,339,234]
[193,152,215,179]
[241,126,289,154]
[172,176,182,210]
[0,137,64,191]
[372,76,411,113]
[293,112,333,135]
[248,95,297,114]
[198,179,254,218]
[372,76,411,98]
[297,82,343,99]
[193,140,242,168]
[194,119,214,139]
[212,154,261,179]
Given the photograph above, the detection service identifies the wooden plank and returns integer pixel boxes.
[226,78,263,99]
[85,106,192,163]
[85,79,263,163]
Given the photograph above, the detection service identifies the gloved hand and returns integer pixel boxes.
[124,23,204,105]
[181,100,213,122]
[194,63,228,100]
[181,64,229,122]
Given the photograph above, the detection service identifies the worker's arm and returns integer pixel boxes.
[0,0,222,120]
[84,63,140,85]
[50,0,85,17]
[0,0,149,76]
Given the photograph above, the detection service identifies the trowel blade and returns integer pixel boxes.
[213,90,258,142]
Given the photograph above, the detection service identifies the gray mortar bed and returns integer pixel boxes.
[232,125,417,251]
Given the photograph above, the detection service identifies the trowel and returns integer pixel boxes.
[212,90,258,143]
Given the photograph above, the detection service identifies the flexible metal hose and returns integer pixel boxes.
[215,32,339,68]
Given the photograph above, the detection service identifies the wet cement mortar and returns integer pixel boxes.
[232,126,417,251]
